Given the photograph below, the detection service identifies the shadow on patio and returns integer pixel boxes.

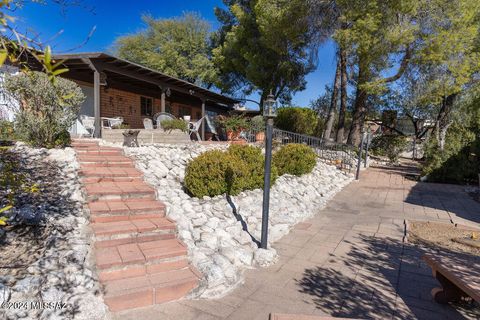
[296,234,480,319]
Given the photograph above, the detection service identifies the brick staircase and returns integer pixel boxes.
[72,139,199,312]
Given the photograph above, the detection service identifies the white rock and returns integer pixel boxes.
[254,248,279,267]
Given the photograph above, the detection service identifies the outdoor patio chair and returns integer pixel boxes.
[153,112,176,129]
[143,118,154,129]
[79,115,95,138]
[189,117,204,141]
[205,115,220,141]
[102,117,124,129]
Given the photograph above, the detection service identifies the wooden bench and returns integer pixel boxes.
[270,314,362,320]
[423,253,480,304]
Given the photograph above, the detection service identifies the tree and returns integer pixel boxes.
[0,1,90,80]
[323,58,340,140]
[383,0,480,150]
[336,47,348,143]
[114,12,219,88]
[410,0,480,151]
[213,0,317,108]
[332,0,418,145]
[4,71,85,148]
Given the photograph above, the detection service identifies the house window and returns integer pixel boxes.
[140,96,153,116]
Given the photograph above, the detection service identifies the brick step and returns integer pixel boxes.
[92,217,175,241]
[80,162,136,168]
[103,268,198,312]
[95,233,176,249]
[77,154,133,162]
[79,167,143,178]
[99,258,190,282]
[84,182,155,201]
[88,199,166,223]
[71,141,100,148]
[95,238,187,270]
[75,147,122,155]
[82,176,144,184]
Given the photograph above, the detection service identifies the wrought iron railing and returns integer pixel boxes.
[243,128,357,171]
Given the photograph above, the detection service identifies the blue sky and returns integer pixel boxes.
[16,0,336,109]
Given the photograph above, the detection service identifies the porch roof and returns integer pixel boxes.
[52,52,239,107]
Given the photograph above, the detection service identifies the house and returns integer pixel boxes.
[51,52,238,140]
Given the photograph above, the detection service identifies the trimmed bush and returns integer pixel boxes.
[370,134,409,163]
[227,144,278,189]
[273,144,317,176]
[184,150,250,197]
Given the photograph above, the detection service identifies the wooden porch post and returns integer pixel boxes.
[201,99,206,141]
[93,70,101,138]
[161,88,166,113]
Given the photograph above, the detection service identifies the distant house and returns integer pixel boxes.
[0,51,238,140]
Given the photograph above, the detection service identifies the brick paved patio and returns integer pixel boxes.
[114,163,480,320]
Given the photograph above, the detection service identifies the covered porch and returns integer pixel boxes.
[53,52,238,140]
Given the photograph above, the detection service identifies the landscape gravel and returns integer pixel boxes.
[0,143,108,320]
[124,143,353,298]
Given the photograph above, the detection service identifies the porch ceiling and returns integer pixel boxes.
[53,52,238,108]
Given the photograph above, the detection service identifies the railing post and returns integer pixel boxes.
[355,132,366,180]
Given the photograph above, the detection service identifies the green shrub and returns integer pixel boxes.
[274,107,318,136]
[160,119,188,132]
[273,144,317,176]
[4,71,85,148]
[422,123,480,184]
[216,114,249,132]
[370,134,409,163]
[250,115,265,131]
[53,129,71,148]
[184,150,250,197]
[0,120,15,141]
[227,144,278,189]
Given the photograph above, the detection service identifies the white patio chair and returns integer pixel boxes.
[189,117,204,141]
[143,118,154,129]
[205,115,220,141]
[153,112,176,129]
[103,117,124,129]
[79,115,95,138]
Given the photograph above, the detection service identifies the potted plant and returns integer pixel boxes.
[160,119,188,133]
[217,115,248,141]
[250,115,265,142]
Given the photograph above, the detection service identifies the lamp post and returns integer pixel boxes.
[260,91,277,249]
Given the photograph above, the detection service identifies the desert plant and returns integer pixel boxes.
[112,123,130,129]
[216,114,249,132]
[273,143,317,176]
[370,134,409,163]
[227,144,278,189]
[250,115,265,131]
[0,120,15,141]
[184,150,250,197]
[160,119,188,133]
[4,71,85,148]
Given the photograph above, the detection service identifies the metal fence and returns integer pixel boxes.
[242,128,358,172]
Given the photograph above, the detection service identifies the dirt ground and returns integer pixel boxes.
[409,221,480,256]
